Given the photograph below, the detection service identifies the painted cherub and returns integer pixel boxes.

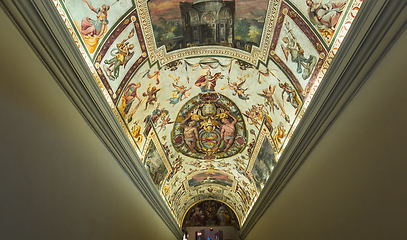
[156,114,174,133]
[168,83,192,106]
[221,75,251,101]
[243,109,261,130]
[142,84,160,110]
[279,82,301,115]
[274,121,287,148]
[144,103,168,126]
[258,85,280,114]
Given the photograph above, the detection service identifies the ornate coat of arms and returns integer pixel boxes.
[172,93,247,159]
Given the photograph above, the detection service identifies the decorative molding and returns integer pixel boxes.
[3,1,406,240]
[0,0,183,239]
[239,1,407,238]
[135,0,280,66]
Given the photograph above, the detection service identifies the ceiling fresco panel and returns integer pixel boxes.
[289,0,351,44]
[182,200,240,230]
[62,0,135,57]
[94,11,148,104]
[186,170,236,190]
[144,140,169,190]
[100,23,142,92]
[269,1,329,99]
[137,0,281,65]
[147,0,269,53]
[51,0,363,229]
[248,135,276,193]
[276,16,320,86]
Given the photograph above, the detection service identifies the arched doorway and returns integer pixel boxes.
[196,228,223,240]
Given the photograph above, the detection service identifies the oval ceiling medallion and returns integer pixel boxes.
[172,92,247,159]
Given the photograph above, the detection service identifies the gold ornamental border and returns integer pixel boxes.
[135,0,280,66]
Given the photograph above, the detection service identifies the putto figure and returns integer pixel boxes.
[142,84,161,110]
[258,85,279,114]
[168,83,192,106]
[221,75,251,101]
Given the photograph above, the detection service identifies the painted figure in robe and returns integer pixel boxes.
[75,0,118,53]
[195,69,222,92]
[281,34,317,80]
[168,83,192,106]
[104,28,136,80]
[217,205,230,226]
[306,0,346,30]
[119,82,141,118]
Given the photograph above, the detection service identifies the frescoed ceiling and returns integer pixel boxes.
[51,0,362,227]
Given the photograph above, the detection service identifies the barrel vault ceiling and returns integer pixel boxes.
[50,0,362,227]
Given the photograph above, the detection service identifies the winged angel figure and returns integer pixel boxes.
[257,85,280,114]
[221,75,251,101]
[168,83,192,106]
[142,84,161,110]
